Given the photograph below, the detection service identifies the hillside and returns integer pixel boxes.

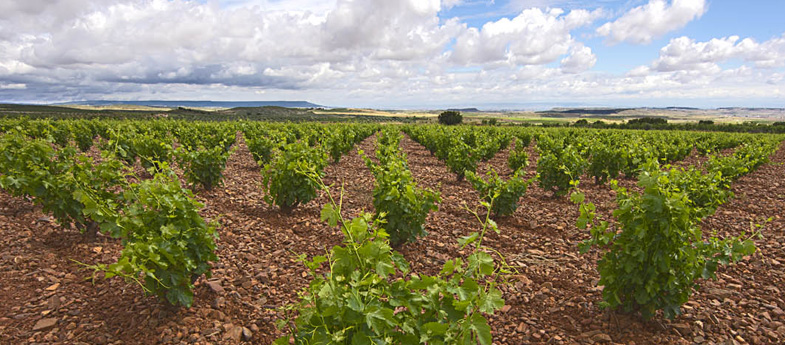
[56,100,324,109]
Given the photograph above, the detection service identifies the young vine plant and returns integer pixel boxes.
[275,171,511,345]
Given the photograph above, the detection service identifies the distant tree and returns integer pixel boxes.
[573,119,590,126]
[627,117,667,125]
[438,111,462,125]
[591,120,607,128]
[481,118,498,126]
[698,120,714,125]
[773,122,785,127]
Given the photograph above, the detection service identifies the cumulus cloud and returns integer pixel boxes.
[451,7,601,66]
[649,34,785,72]
[323,0,458,60]
[0,0,465,94]
[0,0,605,100]
[597,0,707,45]
[608,33,785,105]
[560,44,597,73]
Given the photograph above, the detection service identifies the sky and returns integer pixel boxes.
[0,0,784,109]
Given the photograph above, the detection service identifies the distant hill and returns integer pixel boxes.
[0,103,90,113]
[0,103,397,122]
[56,100,324,109]
[447,108,481,113]
[538,108,633,115]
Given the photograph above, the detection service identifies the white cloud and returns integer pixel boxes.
[1,0,601,97]
[323,0,457,60]
[0,0,462,90]
[441,0,464,9]
[603,33,785,106]
[652,36,741,72]
[451,7,600,66]
[597,0,707,45]
[746,36,785,68]
[626,65,651,77]
[221,0,337,13]
[648,34,785,73]
[560,43,596,73]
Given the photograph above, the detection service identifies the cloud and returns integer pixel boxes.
[450,7,600,66]
[323,0,457,60]
[0,0,109,37]
[441,0,464,9]
[560,43,596,73]
[1,0,601,98]
[606,33,785,105]
[649,34,785,72]
[597,0,707,45]
[0,0,463,92]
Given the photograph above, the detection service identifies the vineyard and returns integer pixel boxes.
[0,118,784,344]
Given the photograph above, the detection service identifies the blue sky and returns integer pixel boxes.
[0,0,784,108]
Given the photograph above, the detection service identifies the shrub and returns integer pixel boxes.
[587,144,624,185]
[515,133,533,148]
[246,135,280,165]
[438,111,463,125]
[276,179,506,344]
[132,132,173,172]
[177,145,234,191]
[536,145,586,196]
[69,121,96,152]
[466,168,531,217]
[507,143,529,173]
[262,141,328,212]
[627,117,667,125]
[0,131,127,239]
[363,129,440,245]
[366,157,439,245]
[573,161,757,319]
[103,128,139,166]
[102,168,218,307]
[482,118,499,126]
[446,140,478,181]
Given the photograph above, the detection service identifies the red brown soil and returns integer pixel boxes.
[1,132,783,345]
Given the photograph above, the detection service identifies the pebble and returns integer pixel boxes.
[206,280,225,294]
[32,318,57,331]
[241,326,253,340]
[223,324,242,342]
[672,323,692,336]
[212,297,226,309]
[591,333,612,343]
